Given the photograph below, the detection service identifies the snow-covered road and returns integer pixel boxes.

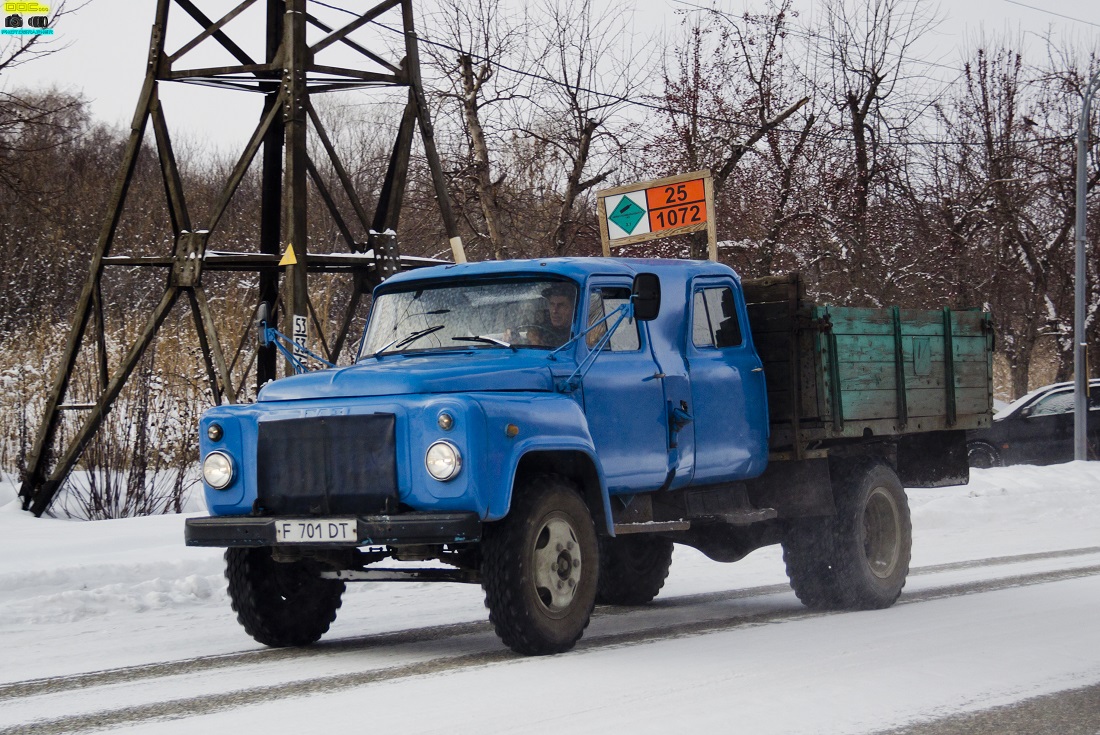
[2,463,1099,734]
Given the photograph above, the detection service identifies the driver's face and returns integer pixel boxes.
[548,295,572,328]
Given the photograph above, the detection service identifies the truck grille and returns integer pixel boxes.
[256,413,398,515]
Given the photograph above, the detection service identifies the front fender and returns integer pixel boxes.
[473,393,612,532]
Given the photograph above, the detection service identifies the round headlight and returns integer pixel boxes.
[425,441,461,481]
[206,423,224,441]
[202,451,234,490]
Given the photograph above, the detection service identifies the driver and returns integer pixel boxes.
[541,283,575,346]
[509,283,575,347]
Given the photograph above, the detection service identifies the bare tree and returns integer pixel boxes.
[936,44,1045,395]
[524,0,653,256]
[814,0,940,300]
[648,3,813,267]
[1027,44,1100,386]
[930,38,1100,397]
[0,1,88,204]
[424,0,534,259]
[0,0,81,76]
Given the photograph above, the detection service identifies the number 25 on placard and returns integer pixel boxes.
[664,184,688,204]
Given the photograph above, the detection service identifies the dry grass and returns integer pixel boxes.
[0,318,218,518]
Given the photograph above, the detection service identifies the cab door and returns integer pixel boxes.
[580,281,671,493]
[686,279,769,482]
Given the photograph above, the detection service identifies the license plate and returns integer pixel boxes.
[274,518,357,544]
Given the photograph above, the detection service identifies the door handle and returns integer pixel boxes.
[752,367,764,373]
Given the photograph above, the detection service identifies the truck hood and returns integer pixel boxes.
[258,351,558,401]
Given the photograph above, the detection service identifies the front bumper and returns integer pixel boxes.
[184,512,482,547]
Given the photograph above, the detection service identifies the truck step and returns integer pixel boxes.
[320,567,479,583]
[613,520,690,535]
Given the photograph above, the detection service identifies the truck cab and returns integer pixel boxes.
[190,258,770,529]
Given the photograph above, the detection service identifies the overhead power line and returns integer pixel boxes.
[1001,0,1100,30]
[306,0,1084,150]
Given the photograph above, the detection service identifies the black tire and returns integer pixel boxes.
[481,475,599,655]
[967,441,1003,468]
[783,462,912,610]
[781,518,847,610]
[225,547,345,647]
[596,535,673,606]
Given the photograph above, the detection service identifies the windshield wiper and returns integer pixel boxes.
[452,336,517,352]
[372,325,444,358]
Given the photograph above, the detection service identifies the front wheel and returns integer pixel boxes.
[481,475,599,655]
[225,547,345,647]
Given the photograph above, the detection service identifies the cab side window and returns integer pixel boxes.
[693,286,742,349]
[586,286,640,351]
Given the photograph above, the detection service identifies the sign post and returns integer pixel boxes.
[597,170,717,260]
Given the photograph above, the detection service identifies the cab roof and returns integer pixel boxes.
[378,257,741,292]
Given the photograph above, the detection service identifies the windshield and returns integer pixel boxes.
[360,279,579,358]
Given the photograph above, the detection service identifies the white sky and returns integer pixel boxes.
[3,0,1099,152]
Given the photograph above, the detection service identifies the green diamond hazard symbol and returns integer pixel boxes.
[609,196,646,234]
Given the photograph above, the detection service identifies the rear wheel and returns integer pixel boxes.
[597,535,673,606]
[783,462,911,610]
[781,519,845,609]
[481,475,599,655]
[225,547,345,647]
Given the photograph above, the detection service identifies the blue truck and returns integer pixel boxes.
[186,257,994,655]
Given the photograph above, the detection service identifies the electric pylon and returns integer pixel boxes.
[19,0,464,515]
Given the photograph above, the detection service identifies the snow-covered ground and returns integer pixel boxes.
[2,463,1100,733]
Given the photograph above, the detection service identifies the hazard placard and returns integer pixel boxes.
[597,170,717,260]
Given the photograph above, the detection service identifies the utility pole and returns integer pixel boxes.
[1074,70,1099,461]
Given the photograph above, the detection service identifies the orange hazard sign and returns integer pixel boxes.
[597,170,717,260]
[645,178,707,233]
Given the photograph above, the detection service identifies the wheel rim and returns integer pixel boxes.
[532,514,583,614]
[863,487,901,579]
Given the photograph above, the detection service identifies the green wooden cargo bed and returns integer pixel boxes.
[743,274,995,454]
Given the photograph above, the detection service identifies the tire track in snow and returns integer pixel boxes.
[3,549,1100,735]
[0,545,1095,704]
[1,545,1098,703]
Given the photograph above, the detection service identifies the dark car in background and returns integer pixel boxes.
[967,380,1100,467]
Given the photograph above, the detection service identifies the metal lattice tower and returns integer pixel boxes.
[19,0,465,516]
